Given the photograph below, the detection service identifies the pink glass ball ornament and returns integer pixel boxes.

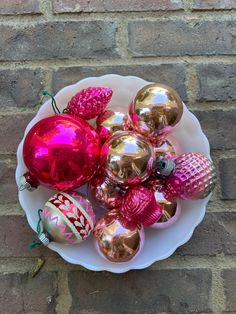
[93,209,145,263]
[37,191,96,246]
[22,114,101,191]
[100,131,155,186]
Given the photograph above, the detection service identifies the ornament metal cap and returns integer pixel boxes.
[156,159,175,177]
[19,172,39,192]
[38,232,51,246]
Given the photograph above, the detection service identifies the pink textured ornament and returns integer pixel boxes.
[23,114,101,191]
[159,153,217,200]
[121,186,163,227]
[36,192,96,246]
[89,174,124,209]
[66,87,113,120]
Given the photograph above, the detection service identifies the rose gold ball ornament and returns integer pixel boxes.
[100,131,155,186]
[96,109,130,143]
[89,174,124,209]
[157,153,217,200]
[36,192,96,246]
[93,209,145,263]
[154,140,176,160]
[121,186,163,227]
[151,191,181,230]
[129,83,183,143]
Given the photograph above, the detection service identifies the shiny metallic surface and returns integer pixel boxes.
[89,174,124,209]
[100,131,155,186]
[23,114,101,191]
[96,109,129,142]
[155,191,177,223]
[94,209,144,263]
[129,83,183,138]
[154,140,176,160]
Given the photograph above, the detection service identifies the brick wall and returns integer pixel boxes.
[1,1,236,313]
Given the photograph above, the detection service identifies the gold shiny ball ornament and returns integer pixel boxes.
[93,209,145,263]
[96,109,130,143]
[154,140,176,160]
[100,131,155,186]
[151,191,181,230]
[129,83,183,140]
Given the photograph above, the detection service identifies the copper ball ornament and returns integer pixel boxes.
[154,140,176,160]
[93,209,145,263]
[100,131,155,186]
[96,109,130,143]
[89,174,124,209]
[129,83,183,141]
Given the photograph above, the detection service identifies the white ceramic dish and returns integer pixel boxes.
[15,74,211,273]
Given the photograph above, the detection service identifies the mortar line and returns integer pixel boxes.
[56,271,72,314]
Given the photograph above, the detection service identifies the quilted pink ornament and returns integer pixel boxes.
[120,186,163,227]
[66,87,113,120]
[158,153,217,200]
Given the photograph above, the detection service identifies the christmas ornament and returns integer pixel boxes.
[19,171,39,191]
[157,153,217,200]
[32,192,96,246]
[154,140,176,160]
[89,174,124,209]
[96,109,129,143]
[151,191,181,230]
[129,83,183,142]
[120,186,163,227]
[22,114,101,191]
[93,209,145,263]
[66,87,113,120]
[100,131,155,186]
[144,176,165,192]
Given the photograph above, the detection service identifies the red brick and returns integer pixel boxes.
[53,0,183,13]
[52,64,187,100]
[0,272,57,314]
[128,20,236,56]
[0,22,119,61]
[0,0,41,15]
[194,109,236,150]
[196,63,236,101]
[0,160,18,204]
[0,113,34,154]
[0,69,46,108]
[219,158,236,199]
[222,269,236,312]
[68,269,212,313]
[177,213,236,256]
[0,215,55,257]
[192,0,236,10]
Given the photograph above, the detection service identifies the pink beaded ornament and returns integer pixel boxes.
[157,153,217,200]
[66,87,113,120]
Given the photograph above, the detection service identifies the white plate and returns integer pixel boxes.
[15,74,211,273]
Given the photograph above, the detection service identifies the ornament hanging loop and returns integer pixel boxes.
[39,89,61,114]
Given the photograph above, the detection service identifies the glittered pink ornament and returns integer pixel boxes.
[158,153,217,200]
[66,87,113,120]
[22,114,101,191]
[121,186,163,227]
